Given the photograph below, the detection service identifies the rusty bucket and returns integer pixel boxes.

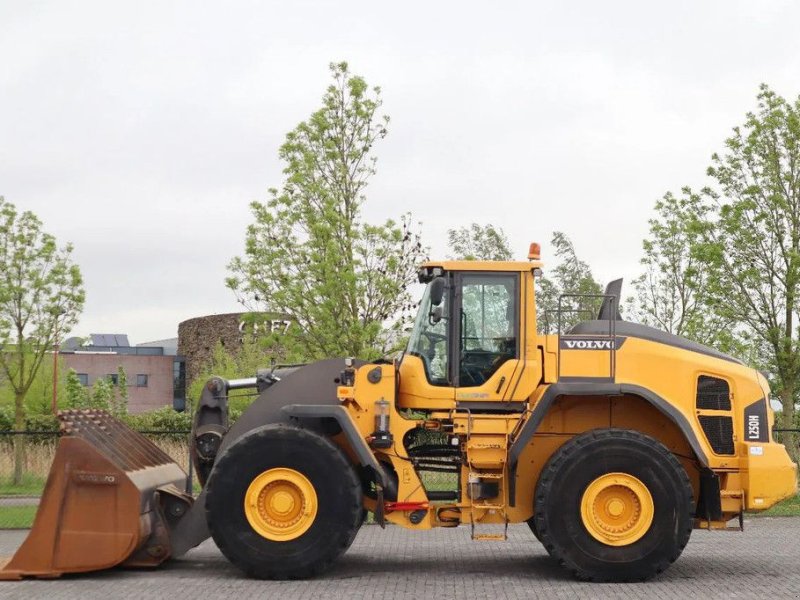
[0,410,192,580]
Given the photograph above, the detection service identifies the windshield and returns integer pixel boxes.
[406,281,449,385]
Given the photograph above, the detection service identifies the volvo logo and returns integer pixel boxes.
[73,471,118,485]
[560,337,626,350]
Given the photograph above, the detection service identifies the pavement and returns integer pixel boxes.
[0,518,799,599]
[0,498,38,508]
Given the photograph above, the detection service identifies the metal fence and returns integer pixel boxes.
[0,430,192,529]
[773,428,800,456]
[1,427,797,530]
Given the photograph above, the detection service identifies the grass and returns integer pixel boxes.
[0,438,192,495]
[0,505,37,529]
[0,441,57,496]
[0,474,46,496]
[0,436,195,531]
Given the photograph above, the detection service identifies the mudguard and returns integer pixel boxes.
[171,358,358,556]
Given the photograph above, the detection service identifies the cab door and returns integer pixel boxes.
[398,273,457,410]
[453,272,524,407]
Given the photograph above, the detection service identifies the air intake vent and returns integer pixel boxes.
[698,415,735,455]
[696,376,731,411]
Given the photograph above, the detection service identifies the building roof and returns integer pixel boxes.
[137,338,178,356]
[89,334,130,347]
[61,333,175,356]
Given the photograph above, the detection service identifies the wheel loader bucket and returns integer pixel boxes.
[0,409,192,580]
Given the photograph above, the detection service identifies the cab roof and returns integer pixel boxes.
[420,260,543,273]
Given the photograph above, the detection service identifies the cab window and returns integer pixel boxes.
[459,273,518,387]
[406,280,450,385]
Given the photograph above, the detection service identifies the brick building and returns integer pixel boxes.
[59,312,288,414]
[60,334,185,413]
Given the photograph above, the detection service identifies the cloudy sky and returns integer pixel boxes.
[1,1,799,343]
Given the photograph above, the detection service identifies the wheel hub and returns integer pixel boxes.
[270,490,295,514]
[580,472,654,546]
[244,467,318,541]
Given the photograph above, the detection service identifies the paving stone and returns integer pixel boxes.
[0,518,798,599]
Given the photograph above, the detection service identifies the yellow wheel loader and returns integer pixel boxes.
[1,246,797,582]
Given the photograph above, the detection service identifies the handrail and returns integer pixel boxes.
[556,293,618,381]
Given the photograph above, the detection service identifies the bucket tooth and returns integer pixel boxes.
[0,410,190,580]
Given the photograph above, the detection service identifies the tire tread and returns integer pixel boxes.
[206,423,362,580]
[534,428,694,582]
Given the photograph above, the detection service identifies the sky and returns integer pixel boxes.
[1,0,799,343]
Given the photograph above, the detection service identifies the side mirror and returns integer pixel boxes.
[430,277,445,306]
[429,305,443,325]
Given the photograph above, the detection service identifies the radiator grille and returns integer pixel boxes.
[696,375,731,411]
[698,415,735,455]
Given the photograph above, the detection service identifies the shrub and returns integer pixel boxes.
[25,413,59,432]
[121,407,191,441]
[0,407,13,432]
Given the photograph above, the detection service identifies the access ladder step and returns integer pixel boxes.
[473,503,505,510]
[473,533,507,541]
[469,471,504,479]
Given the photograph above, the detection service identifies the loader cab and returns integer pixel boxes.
[398,261,542,411]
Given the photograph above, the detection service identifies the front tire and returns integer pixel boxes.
[534,428,694,582]
[205,424,362,579]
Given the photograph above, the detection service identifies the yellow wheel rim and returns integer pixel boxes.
[244,467,318,541]
[580,472,654,546]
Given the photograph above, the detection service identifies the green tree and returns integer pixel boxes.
[188,338,269,414]
[90,377,113,410]
[0,353,67,414]
[627,189,744,355]
[112,365,128,417]
[0,197,85,483]
[227,62,426,361]
[64,368,88,409]
[536,231,603,333]
[447,223,513,261]
[692,85,800,459]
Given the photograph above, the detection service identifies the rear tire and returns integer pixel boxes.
[205,424,362,579]
[534,428,694,582]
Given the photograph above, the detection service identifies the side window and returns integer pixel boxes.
[406,281,450,386]
[459,274,518,387]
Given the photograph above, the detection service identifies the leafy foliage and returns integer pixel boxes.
[227,62,426,361]
[629,86,800,458]
[447,223,513,261]
[90,377,113,410]
[187,339,270,414]
[0,354,67,414]
[627,189,745,355]
[690,85,800,458]
[111,366,128,417]
[122,406,191,439]
[0,407,57,433]
[0,197,85,482]
[62,367,129,415]
[64,368,87,409]
[536,232,603,333]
